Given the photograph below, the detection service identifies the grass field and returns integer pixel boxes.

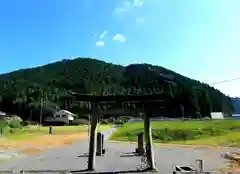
[2,124,113,140]
[110,120,240,147]
[0,124,113,155]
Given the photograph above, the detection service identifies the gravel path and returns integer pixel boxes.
[0,128,236,173]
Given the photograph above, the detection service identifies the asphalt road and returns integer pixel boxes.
[0,128,236,173]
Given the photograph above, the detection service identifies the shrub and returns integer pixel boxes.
[0,119,7,127]
[8,119,22,128]
[21,120,30,126]
[5,115,23,128]
[115,119,124,125]
[151,127,225,142]
[100,119,109,124]
[71,119,89,125]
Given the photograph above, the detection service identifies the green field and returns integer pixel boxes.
[110,120,240,147]
[1,124,113,141]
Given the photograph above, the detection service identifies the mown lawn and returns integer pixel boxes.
[110,120,240,147]
[2,124,113,141]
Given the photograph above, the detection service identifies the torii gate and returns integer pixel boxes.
[71,92,166,172]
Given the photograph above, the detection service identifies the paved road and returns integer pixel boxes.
[0,129,236,173]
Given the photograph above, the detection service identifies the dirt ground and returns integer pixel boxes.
[223,151,240,172]
[0,133,88,155]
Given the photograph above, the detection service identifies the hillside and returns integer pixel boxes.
[232,98,240,114]
[0,57,234,121]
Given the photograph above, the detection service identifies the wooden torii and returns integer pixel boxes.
[70,92,166,172]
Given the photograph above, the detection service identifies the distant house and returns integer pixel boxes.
[210,112,224,120]
[0,111,6,116]
[0,111,6,119]
[44,110,76,125]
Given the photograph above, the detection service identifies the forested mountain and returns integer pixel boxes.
[0,57,234,122]
[232,98,240,114]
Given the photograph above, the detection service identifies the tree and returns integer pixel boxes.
[0,57,234,121]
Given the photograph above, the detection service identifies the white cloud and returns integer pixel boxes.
[113,34,127,43]
[96,41,104,47]
[99,30,108,39]
[113,2,131,16]
[123,1,131,9]
[113,0,144,18]
[133,0,143,7]
[136,17,145,24]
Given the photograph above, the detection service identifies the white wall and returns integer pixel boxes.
[210,112,224,119]
[52,110,75,124]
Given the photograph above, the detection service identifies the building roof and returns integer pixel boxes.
[0,111,6,116]
[57,110,76,116]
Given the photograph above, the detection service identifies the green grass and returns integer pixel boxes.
[2,124,113,141]
[110,120,240,147]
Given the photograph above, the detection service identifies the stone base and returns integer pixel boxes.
[135,148,144,154]
[96,148,106,156]
[144,168,159,173]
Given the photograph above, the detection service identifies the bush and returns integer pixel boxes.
[0,119,7,127]
[21,120,30,126]
[151,127,225,142]
[8,119,22,128]
[100,119,109,124]
[115,119,125,125]
[71,119,89,125]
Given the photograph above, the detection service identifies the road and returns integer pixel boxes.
[0,128,236,173]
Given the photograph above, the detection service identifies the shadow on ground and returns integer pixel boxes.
[120,152,142,157]
[71,169,150,173]
[18,169,153,174]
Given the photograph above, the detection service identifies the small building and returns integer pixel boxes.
[0,111,6,116]
[0,111,7,120]
[44,110,76,125]
[210,112,224,120]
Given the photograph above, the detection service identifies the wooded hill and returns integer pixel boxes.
[232,97,240,114]
[0,57,234,122]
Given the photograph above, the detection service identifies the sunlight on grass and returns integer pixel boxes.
[110,120,240,147]
[169,132,240,147]
[3,124,113,141]
[1,124,113,155]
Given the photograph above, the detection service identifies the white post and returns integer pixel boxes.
[180,105,184,120]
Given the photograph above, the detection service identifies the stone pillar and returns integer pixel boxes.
[96,132,103,156]
[143,108,156,171]
[87,102,99,171]
[135,132,144,154]
[102,133,106,154]
[196,159,204,172]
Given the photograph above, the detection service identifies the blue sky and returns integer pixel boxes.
[0,0,239,97]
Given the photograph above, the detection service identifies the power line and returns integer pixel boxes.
[209,77,240,85]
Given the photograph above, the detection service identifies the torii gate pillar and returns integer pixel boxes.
[87,102,100,171]
[143,107,156,171]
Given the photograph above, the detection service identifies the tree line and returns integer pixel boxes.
[0,58,234,122]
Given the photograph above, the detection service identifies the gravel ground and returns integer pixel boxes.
[0,128,237,173]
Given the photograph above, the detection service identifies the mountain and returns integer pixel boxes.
[232,97,240,114]
[0,57,234,121]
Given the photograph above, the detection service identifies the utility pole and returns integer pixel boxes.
[180,104,184,120]
[39,94,43,128]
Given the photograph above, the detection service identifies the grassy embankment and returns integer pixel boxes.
[0,123,113,155]
[110,120,240,147]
